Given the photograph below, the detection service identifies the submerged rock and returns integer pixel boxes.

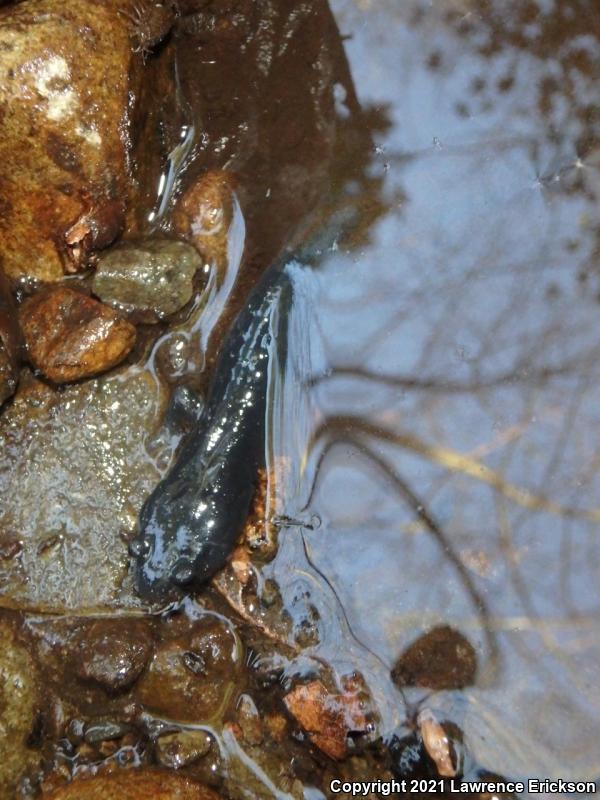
[0,369,168,611]
[42,769,221,800]
[284,678,371,761]
[0,619,41,796]
[391,626,477,691]
[93,239,203,322]
[20,286,136,383]
[155,730,213,770]
[0,0,142,283]
[135,616,240,722]
[69,619,153,693]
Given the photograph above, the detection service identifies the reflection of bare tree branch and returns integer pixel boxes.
[308,361,585,393]
[306,416,600,522]
[300,434,499,685]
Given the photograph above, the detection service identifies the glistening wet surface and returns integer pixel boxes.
[1,0,599,796]
[262,0,600,787]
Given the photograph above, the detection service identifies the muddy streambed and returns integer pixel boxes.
[0,0,599,798]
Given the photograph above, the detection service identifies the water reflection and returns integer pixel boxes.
[264,0,600,784]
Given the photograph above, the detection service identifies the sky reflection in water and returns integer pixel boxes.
[269,0,600,783]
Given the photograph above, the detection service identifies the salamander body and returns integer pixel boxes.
[131,261,294,600]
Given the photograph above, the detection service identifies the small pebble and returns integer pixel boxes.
[155,730,213,769]
[172,170,235,282]
[83,719,131,745]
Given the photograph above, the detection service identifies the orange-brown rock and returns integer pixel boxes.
[20,286,136,383]
[0,0,142,282]
[284,679,370,760]
[172,171,237,282]
[42,770,221,800]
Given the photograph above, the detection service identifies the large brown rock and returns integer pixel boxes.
[0,0,140,283]
[20,286,136,383]
[43,770,221,800]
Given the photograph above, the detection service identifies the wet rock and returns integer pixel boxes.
[135,617,240,722]
[0,369,168,611]
[391,626,477,691]
[93,239,203,322]
[20,286,136,383]
[418,709,456,778]
[0,265,22,405]
[155,730,213,769]
[0,620,41,796]
[70,619,153,692]
[0,0,141,282]
[236,694,263,746]
[172,171,236,283]
[42,769,221,799]
[83,718,132,745]
[284,678,370,761]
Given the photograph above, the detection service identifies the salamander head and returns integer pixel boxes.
[130,484,230,601]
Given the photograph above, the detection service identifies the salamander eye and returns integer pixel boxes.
[171,558,195,587]
[128,536,150,558]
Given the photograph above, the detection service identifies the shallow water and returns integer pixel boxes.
[1,0,600,795]
[265,0,600,788]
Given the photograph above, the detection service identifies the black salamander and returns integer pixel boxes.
[131,260,294,600]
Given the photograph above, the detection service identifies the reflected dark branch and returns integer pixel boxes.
[306,415,600,522]
[308,360,589,394]
[300,432,499,685]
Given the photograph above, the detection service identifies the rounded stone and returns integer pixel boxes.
[93,239,203,322]
[42,769,222,799]
[135,617,240,723]
[70,619,153,693]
